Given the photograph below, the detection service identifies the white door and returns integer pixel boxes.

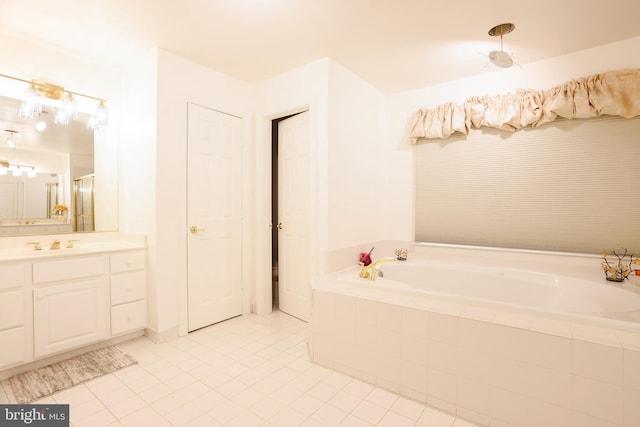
[187,103,243,332]
[278,111,311,321]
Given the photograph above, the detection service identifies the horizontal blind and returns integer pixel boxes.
[414,115,640,254]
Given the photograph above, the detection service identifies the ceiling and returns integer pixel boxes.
[0,0,639,94]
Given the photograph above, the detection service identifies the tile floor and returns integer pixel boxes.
[1,311,479,427]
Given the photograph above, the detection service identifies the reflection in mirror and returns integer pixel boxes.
[74,174,95,232]
[0,93,96,235]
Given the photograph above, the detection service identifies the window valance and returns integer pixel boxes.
[409,68,640,142]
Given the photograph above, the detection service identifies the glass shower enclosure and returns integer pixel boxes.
[73,174,95,232]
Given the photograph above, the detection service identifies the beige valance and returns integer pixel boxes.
[409,68,640,142]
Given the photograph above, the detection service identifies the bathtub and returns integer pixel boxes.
[341,260,640,324]
[311,246,640,426]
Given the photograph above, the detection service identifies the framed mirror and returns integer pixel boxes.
[0,93,115,236]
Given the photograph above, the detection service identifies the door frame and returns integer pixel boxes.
[254,103,323,316]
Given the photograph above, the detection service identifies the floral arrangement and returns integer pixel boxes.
[601,248,640,282]
[52,205,68,215]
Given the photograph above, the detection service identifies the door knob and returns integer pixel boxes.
[277,222,283,230]
[190,225,206,234]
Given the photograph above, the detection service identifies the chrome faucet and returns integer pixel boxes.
[50,239,61,250]
[359,257,395,280]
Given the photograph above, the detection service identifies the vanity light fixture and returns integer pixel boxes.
[0,72,109,130]
[5,130,17,149]
[0,160,38,178]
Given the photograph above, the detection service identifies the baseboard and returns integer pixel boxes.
[144,325,179,343]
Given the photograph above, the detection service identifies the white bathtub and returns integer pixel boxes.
[339,259,640,323]
[311,246,640,426]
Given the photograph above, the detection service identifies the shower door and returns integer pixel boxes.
[73,174,95,232]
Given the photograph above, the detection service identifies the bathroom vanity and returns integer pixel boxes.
[0,233,147,375]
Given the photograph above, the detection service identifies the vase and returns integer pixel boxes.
[56,214,64,223]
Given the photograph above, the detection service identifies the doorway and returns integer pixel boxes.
[271,110,311,321]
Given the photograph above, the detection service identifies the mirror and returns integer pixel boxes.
[0,93,109,236]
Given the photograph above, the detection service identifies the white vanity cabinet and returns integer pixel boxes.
[32,256,108,358]
[0,263,28,369]
[0,241,147,372]
[109,251,147,336]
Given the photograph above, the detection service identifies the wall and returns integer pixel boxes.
[118,48,158,330]
[327,62,388,250]
[154,50,252,338]
[386,36,640,244]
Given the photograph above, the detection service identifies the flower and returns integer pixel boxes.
[52,205,68,215]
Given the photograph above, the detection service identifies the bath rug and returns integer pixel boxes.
[8,346,137,404]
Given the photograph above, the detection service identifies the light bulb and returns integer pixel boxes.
[27,167,36,178]
[0,167,7,176]
[13,166,22,177]
[96,100,108,126]
[87,115,99,130]
[19,86,42,119]
[36,120,47,132]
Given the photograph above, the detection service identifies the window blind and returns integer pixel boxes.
[414,115,640,254]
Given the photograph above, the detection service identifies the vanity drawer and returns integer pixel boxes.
[0,290,24,330]
[0,327,26,368]
[111,300,146,335]
[0,264,27,290]
[33,256,105,284]
[110,271,146,305]
[110,251,146,274]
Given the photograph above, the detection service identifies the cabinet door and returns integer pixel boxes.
[33,278,107,357]
[0,327,26,368]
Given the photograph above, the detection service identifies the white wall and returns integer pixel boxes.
[386,36,640,244]
[154,50,252,338]
[119,48,158,329]
[327,61,388,250]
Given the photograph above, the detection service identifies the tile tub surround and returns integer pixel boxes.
[310,286,640,427]
[1,311,480,427]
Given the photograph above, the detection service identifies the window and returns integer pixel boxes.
[414,115,640,253]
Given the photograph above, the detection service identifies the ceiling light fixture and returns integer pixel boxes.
[488,23,515,68]
[0,73,109,130]
[5,130,18,149]
[35,111,48,132]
